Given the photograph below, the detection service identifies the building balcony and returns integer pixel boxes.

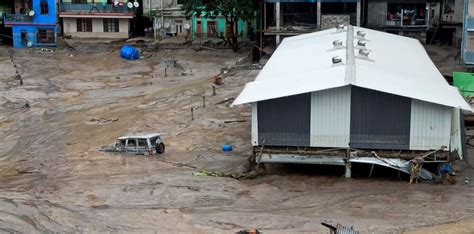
[59,3,135,18]
[4,14,33,24]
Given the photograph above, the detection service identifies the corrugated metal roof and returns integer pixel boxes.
[232,26,471,111]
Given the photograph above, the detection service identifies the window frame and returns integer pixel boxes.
[103,19,120,33]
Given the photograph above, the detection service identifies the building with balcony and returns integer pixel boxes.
[463,0,474,65]
[365,0,441,43]
[59,1,137,38]
[263,0,361,45]
[4,0,57,48]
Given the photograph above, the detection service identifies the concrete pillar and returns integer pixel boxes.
[263,3,267,30]
[276,2,281,44]
[356,0,361,26]
[317,0,321,30]
[345,162,351,178]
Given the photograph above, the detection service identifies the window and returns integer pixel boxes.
[72,0,87,3]
[177,0,184,5]
[21,31,28,45]
[37,28,55,44]
[40,0,48,15]
[137,139,148,147]
[77,18,92,32]
[103,19,119,32]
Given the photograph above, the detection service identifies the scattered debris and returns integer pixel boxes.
[236,228,261,234]
[193,170,261,180]
[223,120,246,124]
[216,97,235,105]
[410,156,424,184]
[86,117,119,125]
[321,222,359,234]
[40,48,55,53]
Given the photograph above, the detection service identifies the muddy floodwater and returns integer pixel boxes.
[0,45,473,232]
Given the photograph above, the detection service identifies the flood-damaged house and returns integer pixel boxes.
[233,25,471,179]
[4,0,58,48]
[58,0,137,39]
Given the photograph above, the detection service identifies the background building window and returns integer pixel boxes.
[40,0,48,15]
[103,19,119,32]
[37,28,55,44]
[77,18,92,32]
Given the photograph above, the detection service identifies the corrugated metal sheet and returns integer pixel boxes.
[350,86,411,150]
[257,93,311,146]
[410,100,451,150]
[310,86,351,148]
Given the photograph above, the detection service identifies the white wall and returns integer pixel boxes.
[310,86,351,148]
[409,99,452,150]
[62,18,130,38]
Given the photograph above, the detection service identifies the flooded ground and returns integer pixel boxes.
[0,44,473,232]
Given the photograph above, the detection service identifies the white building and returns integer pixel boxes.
[59,2,135,39]
[233,25,471,179]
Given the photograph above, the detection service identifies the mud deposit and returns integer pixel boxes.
[0,46,473,232]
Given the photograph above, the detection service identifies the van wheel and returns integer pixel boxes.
[156,143,165,154]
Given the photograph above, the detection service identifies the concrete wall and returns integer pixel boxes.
[321,15,350,30]
[367,2,387,28]
[63,18,130,38]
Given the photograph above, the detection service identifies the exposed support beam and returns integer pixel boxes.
[345,162,352,178]
[356,0,361,26]
[317,0,321,30]
[263,2,267,31]
[276,2,281,44]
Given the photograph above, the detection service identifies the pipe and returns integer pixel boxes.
[161,0,164,38]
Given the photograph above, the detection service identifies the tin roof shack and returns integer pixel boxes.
[233,25,471,180]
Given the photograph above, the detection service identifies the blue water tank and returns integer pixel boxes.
[222,144,233,151]
[120,45,140,60]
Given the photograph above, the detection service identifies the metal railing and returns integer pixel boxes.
[59,3,133,14]
[4,14,33,23]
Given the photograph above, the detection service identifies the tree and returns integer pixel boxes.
[182,0,257,52]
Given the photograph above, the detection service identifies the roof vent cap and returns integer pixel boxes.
[357,40,366,47]
[332,56,343,64]
[359,49,370,57]
[356,31,366,38]
[333,39,343,48]
[336,24,345,31]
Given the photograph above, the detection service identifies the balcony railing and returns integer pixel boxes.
[4,14,33,24]
[59,3,134,14]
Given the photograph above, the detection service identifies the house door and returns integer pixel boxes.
[207,21,216,37]
[175,23,183,34]
[196,20,203,37]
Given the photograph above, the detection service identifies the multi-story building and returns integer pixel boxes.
[365,0,441,42]
[4,0,58,48]
[143,0,191,38]
[58,0,137,38]
[262,0,362,44]
[463,0,474,65]
[191,11,257,40]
